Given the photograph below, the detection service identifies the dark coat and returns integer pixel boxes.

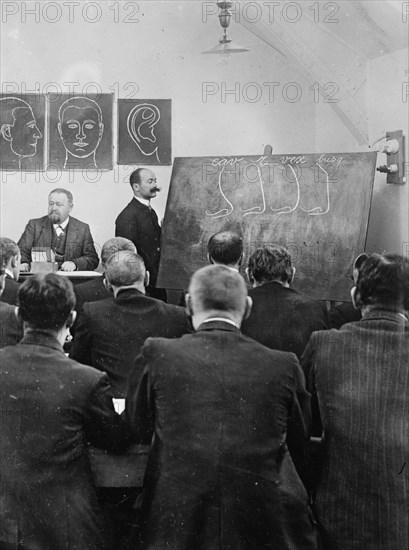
[0,301,23,348]
[0,332,131,550]
[74,275,108,314]
[18,215,99,271]
[115,198,161,286]
[329,301,362,329]
[241,282,329,358]
[125,321,318,550]
[301,310,409,550]
[0,275,20,305]
[70,288,191,397]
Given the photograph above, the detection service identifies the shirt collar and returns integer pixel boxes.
[53,216,69,230]
[4,268,14,279]
[202,317,239,328]
[134,196,151,208]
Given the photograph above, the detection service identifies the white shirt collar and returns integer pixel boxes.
[202,317,239,328]
[53,216,69,230]
[5,268,14,280]
[134,196,151,208]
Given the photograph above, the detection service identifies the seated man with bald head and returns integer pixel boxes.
[70,251,190,397]
[125,264,317,550]
[207,230,243,271]
[74,236,136,316]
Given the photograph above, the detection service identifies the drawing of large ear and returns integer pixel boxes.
[1,124,12,142]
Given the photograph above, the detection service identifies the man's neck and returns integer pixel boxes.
[133,195,151,207]
[254,278,290,288]
[112,283,146,297]
[192,310,240,330]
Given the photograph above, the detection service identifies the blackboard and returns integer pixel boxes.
[117,99,171,165]
[157,152,377,301]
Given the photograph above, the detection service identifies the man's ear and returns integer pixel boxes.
[103,277,114,294]
[1,124,12,142]
[15,307,22,323]
[207,253,214,265]
[245,267,255,287]
[243,296,253,320]
[185,293,194,317]
[350,286,360,310]
[289,267,296,285]
[11,254,18,268]
[144,270,150,288]
[237,253,243,267]
[66,310,77,328]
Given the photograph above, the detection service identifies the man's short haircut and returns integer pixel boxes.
[248,246,293,284]
[355,253,409,309]
[104,251,146,287]
[17,273,76,330]
[189,264,247,315]
[101,237,136,266]
[0,237,19,267]
[207,231,243,266]
[49,188,73,205]
[129,168,145,188]
[58,96,102,123]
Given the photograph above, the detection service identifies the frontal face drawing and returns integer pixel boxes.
[58,103,103,159]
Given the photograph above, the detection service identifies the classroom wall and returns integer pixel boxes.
[0,1,314,263]
[1,1,408,267]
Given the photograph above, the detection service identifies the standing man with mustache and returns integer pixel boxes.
[18,188,99,272]
[115,168,166,301]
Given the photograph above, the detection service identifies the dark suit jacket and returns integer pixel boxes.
[0,332,130,550]
[115,198,161,286]
[0,274,20,305]
[70,288,191,397]
[0,301,23,348]
[241,282,329,358]
[329,301,362,328]
[301,310,409,550]
[74,275,108,315]
[18,215,99,271]
[125,322,317,550]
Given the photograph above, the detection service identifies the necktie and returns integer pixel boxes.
[56,225,64,237]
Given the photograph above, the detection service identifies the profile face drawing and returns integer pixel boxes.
[127,103,161,162]
[57,96,104,168]
[0,97,43,168]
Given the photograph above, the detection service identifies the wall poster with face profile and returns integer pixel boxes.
[118,99,171,165]
[48,93,113,170]
[0,94,45,171]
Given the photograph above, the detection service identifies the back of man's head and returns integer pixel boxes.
[101,237,136,266]
[17,273,76,330]
[248,246,293,284]
[104,250,146,288]
[354,253,409,311]
[189,264,248,318]
[0,237,19,268]
[207,231,243,267]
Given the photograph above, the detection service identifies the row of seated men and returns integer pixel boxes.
[0,234,408,550]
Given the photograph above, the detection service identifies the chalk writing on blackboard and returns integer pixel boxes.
[205,155,344,219]
[271,164,300,215]
[127,103,161,163]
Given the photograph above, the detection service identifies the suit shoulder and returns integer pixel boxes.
[64,354,107,382]
[69,216,90,230]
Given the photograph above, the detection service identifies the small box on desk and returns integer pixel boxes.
[31,262,58,274]
[31,247,58,273]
